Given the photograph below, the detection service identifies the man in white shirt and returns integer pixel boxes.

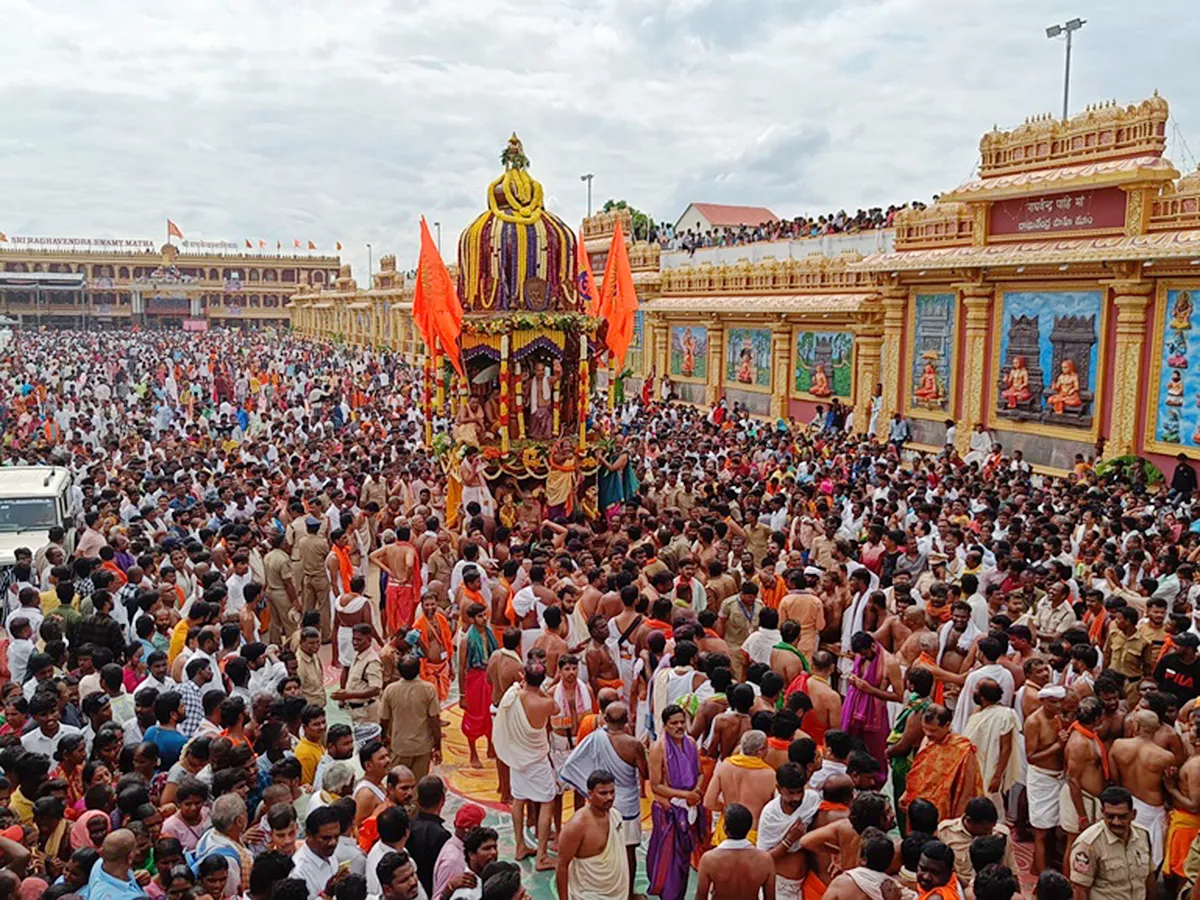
[950,635,1016,733]
[225,556,255,615]
[22,692,83,758]
[291,806,343,899]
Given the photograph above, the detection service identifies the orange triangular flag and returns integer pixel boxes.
[336,241,343,252]
[577,232,599,315]
[0,232,8,242]
[308,240,317,250]
[167,219,184,240]
[258,240,266,249]
[418,217,465,378]
[293,239,301,249]
[598,219,638,368]
[245,239,252,249]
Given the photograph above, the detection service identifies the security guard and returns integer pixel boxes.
[1068,786,1154,900]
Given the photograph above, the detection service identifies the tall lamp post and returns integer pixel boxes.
[366,243,372,285]
[434,222,442,255]
[1046,18,1086,121]
[580,173,594,217]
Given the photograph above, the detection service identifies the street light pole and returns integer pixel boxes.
[1046,18,1086,121]
[580,173,594,217]
[366,243,372,286]
[434,222,442,255]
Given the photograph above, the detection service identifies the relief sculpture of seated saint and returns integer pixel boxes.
[1002,355,1032,408]
[1046,359,1083,415]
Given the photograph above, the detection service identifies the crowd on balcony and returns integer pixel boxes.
[652,201,928,254]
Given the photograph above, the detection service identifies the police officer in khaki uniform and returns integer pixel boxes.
[1069,786,1154,900]
[264,531,300,645]
[296,516,331,641]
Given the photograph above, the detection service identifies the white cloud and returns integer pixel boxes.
[0,0,1196,278]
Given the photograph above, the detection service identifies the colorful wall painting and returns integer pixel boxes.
[669,325,707,380]
[910,293,957,413]
[995,289,1102,430]
[1156,288,1200,446]
[793,330,853,399]
[725,327,772,389]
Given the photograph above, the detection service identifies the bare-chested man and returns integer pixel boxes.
[822,828,899,900]
[532,605,569,678]
[577,568,606,622]
[1093,675,1127,746]
[801,650,843,748]
[493,663,558,871]
[895,606,932,669]
[709,683,755,763]
[1164,706,1200,884]
[584,615,623,698]
[1111,708,1176,870]
[370,524,420,633]
[555,770,629,900]
[697,802,776,900]
[769,620,808,687]
[1063,696,1108,861]
[873,595,916,655]
[485,628,525,804]
[1025,683,1067,875]
[704,730,778,842]
[799,790,895,886]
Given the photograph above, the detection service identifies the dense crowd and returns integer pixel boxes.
[1,328,1200,900]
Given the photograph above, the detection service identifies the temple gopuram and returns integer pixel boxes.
[291,93,1200,474]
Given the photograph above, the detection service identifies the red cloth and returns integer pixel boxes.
[461,667,492,741]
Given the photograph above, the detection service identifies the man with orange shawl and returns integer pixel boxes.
[413,593,455,702]
[900,704,984,822]
[369,525,422,634]
[1164,706,1200,881]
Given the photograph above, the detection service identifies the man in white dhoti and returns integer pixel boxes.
[555,769,631,900]
[491,665,558,872]
[950,636,1015,733]
[962,678,1022,817]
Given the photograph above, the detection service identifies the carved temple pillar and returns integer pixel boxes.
[1105,279,1154,457]
[879,288,907,425]
[770,320,791,420]
[651,317,669,383]
[954,283,995,454]
[705,318,724,406]
[852,309,883,434]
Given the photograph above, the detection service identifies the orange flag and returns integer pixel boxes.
[0,232,8,242]
[167,219,184,240]
[258,240,266,249]
[293,239,301,249]
[598,219,638,367]
[308,240,317,250]
[417,216,465,378]
[245,239,252,249]
[577,231,599,315]
[336,241,343,252]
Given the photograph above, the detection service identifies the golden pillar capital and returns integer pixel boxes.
[1105,279,1154,457]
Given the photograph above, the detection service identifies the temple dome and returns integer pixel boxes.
[457,134,580,313]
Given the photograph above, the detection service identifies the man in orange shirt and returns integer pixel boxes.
[778,569,824,661]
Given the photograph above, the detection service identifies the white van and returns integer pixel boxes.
[0,466,76,567]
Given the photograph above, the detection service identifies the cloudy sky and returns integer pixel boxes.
[1,0,1195,278]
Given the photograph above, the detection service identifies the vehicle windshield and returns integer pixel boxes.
[0,497,58,532]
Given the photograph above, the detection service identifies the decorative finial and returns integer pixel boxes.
[501,133,529,171]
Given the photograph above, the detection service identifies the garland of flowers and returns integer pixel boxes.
[462,313,602,334]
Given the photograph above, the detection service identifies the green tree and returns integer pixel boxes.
[602,199,656,241]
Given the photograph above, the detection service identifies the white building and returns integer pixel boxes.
[674,202,779,236]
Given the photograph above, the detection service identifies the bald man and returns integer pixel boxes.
[704,730,778,844]
[92,829,150,898]
[1112,708,1176,869]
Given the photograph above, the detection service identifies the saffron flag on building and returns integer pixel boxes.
[598,219,638,367]
[577,231,599,315]
[167,219,184,240]
[336,241,343,252]
[259,240,266,249]
[0,232,7,243]
[245,239,252,248]
[294,239,301,249]
[416,216,465,378]
[308,241,317,250]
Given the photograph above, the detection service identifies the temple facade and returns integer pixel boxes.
[291,94,1200,474]
[0,241,338,328]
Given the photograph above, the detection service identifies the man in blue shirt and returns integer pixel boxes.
[142,690,188,770]
[87,830,146,900]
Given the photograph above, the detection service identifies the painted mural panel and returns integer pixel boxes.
[669,325,707,380]
[1155,288,1200,446]
[995,290,1102,429]
[793,330,853,399]
[725,327,772,389]
[910,293,956,412]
